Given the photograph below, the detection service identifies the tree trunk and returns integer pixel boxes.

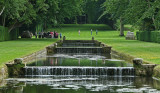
[74,16,77,24]
[3,16,6,27]
[147,0,158,30]
[0,6,5,16]
[8,21,24,33]
[2,16,6,40]
[119,17,124,36]
[152,15,158,30]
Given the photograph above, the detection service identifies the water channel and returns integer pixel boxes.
[0,53,160,93]
[1,40,160,93]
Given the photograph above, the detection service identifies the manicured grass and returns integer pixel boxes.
[49,24,160,64]
[0,39,57,66]
[1,24,160,67]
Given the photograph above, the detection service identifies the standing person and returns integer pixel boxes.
[60,32,62,39]
[38,32,41,38]
[35,31,37,38]
[78,30,80,35]
[42,31,44,38]
[96,29,98,35]
[91,29,93,35]
[50,31,53,38]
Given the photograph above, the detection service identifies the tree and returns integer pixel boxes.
[1,0,37,32]
[1,0,50,33]
[38,0,83,28]
[100,0,129,36]
[0,0,5,16]
[125,0,160,31]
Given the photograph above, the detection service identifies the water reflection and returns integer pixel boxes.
[1,76,160,93]
[27,54,132,67]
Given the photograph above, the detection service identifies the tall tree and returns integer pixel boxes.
[0,0,5,16]
[41,0,83,28]
[1,0,37,32]
[1,0,50,32]
[125,0,160,31]
[100,0,129,36]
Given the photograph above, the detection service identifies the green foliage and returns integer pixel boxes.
[100,0,129,36]
[100,0,160,31]
[100,0,129,20]
[125,0,160,31]
[1,0,37,33]
[83,0,106,24]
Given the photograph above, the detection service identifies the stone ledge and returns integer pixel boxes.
[153,65,160,79]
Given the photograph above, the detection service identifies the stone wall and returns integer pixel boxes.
[46,38,112,55]
[5,47,47,77]
[111,49,150,64]
[133,58,157,77]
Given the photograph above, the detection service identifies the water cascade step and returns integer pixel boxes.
[24,66,134,76]
[56,47,102,54]
[62,43,95,47]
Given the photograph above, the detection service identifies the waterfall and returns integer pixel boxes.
[62,43,95,47]
[24,66,134,76]
[56,47,102,54]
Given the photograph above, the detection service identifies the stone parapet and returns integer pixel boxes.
[133,58,157,77]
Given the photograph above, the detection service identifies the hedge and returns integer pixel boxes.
[0,26,19,41]
[137,31,160,43]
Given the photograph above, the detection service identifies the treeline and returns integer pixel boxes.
[0,0,113,36]
[0,0,84,33]
[100,0,160,36]
[2,0,160,41]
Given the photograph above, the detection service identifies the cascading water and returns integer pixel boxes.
[24,66,134,76]
[4,40,160,93]
[56,47,102,54]
[62,43,95,47]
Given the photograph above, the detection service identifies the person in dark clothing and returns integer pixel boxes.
[60,33,62,39]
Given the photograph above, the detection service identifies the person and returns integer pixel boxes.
[41,31,44,38]
[60,32,62,39]
[96,29,98,35]
[35,31,37,38]
[91,29,93,35]
[38,32,41,38]
[47,31,50,36]
[78,30,80,35]
[54,31,56,38]
[50,31,53,38]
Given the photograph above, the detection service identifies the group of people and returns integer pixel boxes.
[35,31,60,39]
[78,29,98,35]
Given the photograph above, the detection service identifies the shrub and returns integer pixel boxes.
[0,26,19,41]
[137,31,160,43]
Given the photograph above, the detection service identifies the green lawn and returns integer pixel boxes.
[1,24,160,67]
[49,24,160,64]
[0,39,57,66]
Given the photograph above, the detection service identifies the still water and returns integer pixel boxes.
[27,54,132,67]
[1,54,160,93]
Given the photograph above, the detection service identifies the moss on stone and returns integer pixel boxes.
[153,65,160,79]
[7,64,25,76]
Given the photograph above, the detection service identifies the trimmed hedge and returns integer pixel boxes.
[0,26,19,41]
[137,31,160,43]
